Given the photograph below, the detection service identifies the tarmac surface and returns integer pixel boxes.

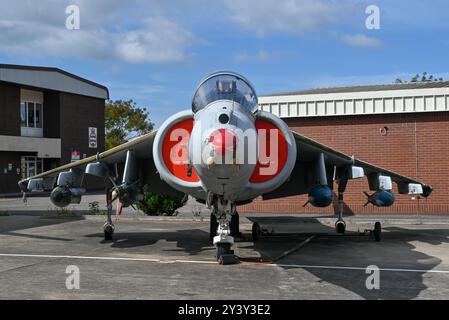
[1,195,449,299]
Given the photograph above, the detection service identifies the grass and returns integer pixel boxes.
[0,211,10,217]
[54,207,77,217]
[85,201,107,215]
[84,210,107,216]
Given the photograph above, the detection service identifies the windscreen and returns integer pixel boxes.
[192,73,258,113]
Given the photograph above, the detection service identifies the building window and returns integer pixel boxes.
[21,101,43,129]
[20,156,44,179]
[20,102,27,127]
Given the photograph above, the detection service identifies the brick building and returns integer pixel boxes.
[0,64,108,194]
[241,82,449,215]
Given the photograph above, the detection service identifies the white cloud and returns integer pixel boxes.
[115,18,196,64]
[341,34,382,48]
[234,50,272,62]
[0,0,198,64]
[224,0,355,36]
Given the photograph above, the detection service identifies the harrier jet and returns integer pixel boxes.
[19,71,432,263]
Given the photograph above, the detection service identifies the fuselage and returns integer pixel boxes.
[153,71,297,203]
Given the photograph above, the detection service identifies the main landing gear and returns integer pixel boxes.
[209,210,239,241]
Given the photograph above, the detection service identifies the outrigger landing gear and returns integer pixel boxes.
[335,220,346,234]
[211,198,239,265]
[104,191,114,241]
[335,191,346,234]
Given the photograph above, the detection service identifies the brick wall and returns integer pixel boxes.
[59,92,105,165]
[0,82,20,136]
[239,111,449,215]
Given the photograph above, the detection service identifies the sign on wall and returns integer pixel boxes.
[71,148,81,162]
[88,127,97,148]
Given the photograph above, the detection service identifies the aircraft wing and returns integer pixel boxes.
[263,130,433,200]
[20,132,155,185]
[18,131,183,199]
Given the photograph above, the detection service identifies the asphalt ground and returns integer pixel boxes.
[1,195,449,299]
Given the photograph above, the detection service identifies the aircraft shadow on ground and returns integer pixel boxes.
[246,216,449,299]
[85,229,215,256]
[0,215,81,241]
[83,215,449,299]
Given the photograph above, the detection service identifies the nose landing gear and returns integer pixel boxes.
[209,197,239,265]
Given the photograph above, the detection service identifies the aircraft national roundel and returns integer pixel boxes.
[161,118,200,183]
[249,119,288,183]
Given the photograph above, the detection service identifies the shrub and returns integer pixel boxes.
[88,201,100,214]
[136,192,185,216]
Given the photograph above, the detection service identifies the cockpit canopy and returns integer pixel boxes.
[192,72,258,113]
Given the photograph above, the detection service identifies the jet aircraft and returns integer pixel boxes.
[19,71,433,263]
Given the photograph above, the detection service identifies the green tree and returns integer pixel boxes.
[396,72,443,84]
[105,99,154,149]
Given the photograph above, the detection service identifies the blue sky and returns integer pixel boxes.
[1,0,448,126]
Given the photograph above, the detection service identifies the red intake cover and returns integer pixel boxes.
[161,118,200,182]
[249,119,288,183]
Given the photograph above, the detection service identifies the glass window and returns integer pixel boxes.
[27,102,35,128]
[35,103,42,128]
[28,163,36,177]
[36,158,42,173]
[20,102,27,127]
[192,72,258,113]
[21,156,44,178]
[21,101,44,129]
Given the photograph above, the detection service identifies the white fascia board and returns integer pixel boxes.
[260,87,449,104]
[0,135,61,158]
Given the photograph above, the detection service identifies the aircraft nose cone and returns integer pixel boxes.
[209,128,236,158]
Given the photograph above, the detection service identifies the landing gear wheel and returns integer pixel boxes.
[230,212,239,237]
[218,254,239,265]
[373,221,381,242]
[209,213,218,241]
[104,224,114,241]
[216,243,231,259]
[216,243,237,265]
[252,222,261,241]
[335,220,346,234]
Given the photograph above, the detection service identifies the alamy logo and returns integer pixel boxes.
[65,265,80,290]
[365,265,380,290]
[65,5,80,30]
[365,5,381,30]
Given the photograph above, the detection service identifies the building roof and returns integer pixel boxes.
[262,81,449,97]
[0,63,109,99]
[259,80,449,118]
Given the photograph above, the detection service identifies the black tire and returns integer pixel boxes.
[104,225,113,241]
[335,221,346,234]
[218,254,239,265]
[373,221,381,242]
[210,213,218,242]
[230,212,239,237]
[252,222,261,241]
[216,243,231,260]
